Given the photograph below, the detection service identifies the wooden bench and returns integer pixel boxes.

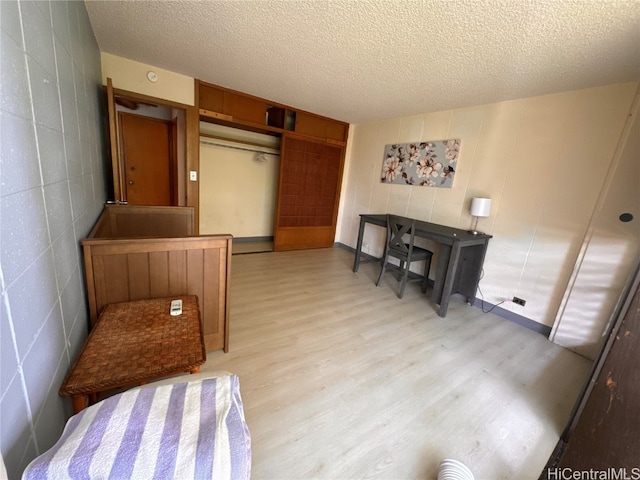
[60,295,206,413]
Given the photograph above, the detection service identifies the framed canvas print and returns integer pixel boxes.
[381,139,460,188]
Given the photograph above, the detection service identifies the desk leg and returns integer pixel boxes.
[431,244,451,305]
[352,217,367,272]
[467,242,489,304]
[433,243,462,318]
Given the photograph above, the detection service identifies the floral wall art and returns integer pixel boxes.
[380,139,460,188]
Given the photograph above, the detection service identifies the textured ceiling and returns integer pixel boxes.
[84,0,640,124]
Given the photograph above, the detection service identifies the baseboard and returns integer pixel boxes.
[467,296,552,337]
[336,242,551,337]
[335,242,354,252]
[233,236,273,243]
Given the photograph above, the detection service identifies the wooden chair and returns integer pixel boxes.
[376,214,433,299]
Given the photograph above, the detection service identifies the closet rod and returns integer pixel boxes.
[199,139,279,156]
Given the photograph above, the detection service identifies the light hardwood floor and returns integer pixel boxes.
[203,247,591,480]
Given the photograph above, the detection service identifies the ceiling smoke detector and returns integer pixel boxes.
[146,71,158,83]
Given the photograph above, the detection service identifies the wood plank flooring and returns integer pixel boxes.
[202,248,591,479]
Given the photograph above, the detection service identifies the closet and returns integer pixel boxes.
[196,80,349,251]
[198,123,280,247]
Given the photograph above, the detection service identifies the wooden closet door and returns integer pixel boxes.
[274,134,345,250]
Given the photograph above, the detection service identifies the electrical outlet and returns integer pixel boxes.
[363,243,368,253]
[512,296,526,307]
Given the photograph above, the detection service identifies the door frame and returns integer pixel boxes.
[105,79,200,232]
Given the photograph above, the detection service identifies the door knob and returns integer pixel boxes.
[128,180,134,185]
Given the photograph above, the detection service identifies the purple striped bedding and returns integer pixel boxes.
[22,374,251,480]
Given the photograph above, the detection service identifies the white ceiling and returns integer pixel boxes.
[84,0,640,124]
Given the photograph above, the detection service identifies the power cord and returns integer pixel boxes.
[477,269,506,313]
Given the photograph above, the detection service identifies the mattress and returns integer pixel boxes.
[22,373,251,480]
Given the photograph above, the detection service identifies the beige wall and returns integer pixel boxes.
[199,139,280,237]
[101,52,194,105]
[337,82,638,329]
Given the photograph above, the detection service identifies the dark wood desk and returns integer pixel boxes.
[352,214,492,317]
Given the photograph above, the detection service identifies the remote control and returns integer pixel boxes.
[170,299,182,316]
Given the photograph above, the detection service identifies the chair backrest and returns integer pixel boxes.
[386,214,417,256]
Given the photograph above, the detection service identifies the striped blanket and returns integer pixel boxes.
[23,374,251,480]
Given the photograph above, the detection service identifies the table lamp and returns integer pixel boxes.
[469,197,492,235]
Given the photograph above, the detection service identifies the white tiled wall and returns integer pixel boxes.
[337,82,637,328]
[0,1,106,477]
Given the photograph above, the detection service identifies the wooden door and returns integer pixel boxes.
[273,134,345,250]
[119,112,175,206]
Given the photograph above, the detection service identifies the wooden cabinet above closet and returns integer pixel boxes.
[197,80,348,144]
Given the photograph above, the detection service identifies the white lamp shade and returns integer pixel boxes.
[470,198,492,217]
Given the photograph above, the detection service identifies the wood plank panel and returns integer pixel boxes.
[127,253,150,300]
[198,83,224,113]
[224,92,268,125]
[91,255,109,323]
[202,248,221,336]
[94,254,129,311]
[168,250,187,295]
[85,240,190,256]
[148,251,170,298]
[186,247,205,323]
[224,243,232,349]
[91,219,112,238]
[112,206,194,237]
[294,111,348,142]
[84,236,230,256]
[87,205,193,239]
[218,246,231,352]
